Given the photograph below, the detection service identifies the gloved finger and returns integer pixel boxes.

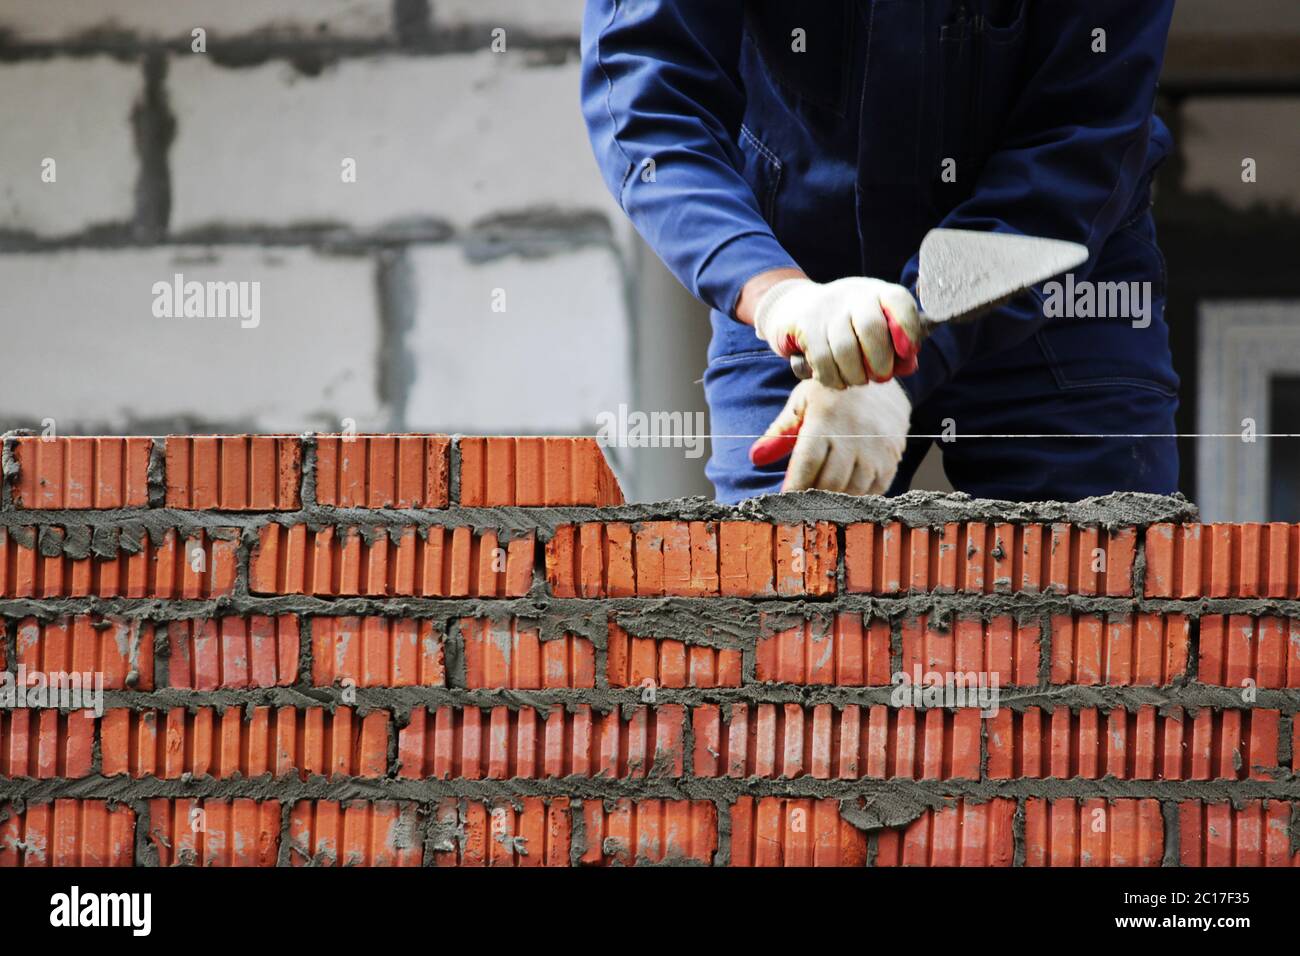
[867,454,901,495]
[811,442,855,493]
[749,385,808,466]
[848,304,894,382]
[782,430,829,492]
[804,330,846,391]
[879,286,923,376]
[845,460,876,497]
[827,315,869,388]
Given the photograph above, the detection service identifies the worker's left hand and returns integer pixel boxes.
[749,378,911,494]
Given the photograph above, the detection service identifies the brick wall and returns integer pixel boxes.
[1,433,1297,867]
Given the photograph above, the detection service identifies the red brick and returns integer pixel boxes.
[607,622,739,688]
[729,797,861,867]
[1179,800,1299,867]
[0,526,236,598]
[0,711,94,778]
[461,618,593,689]
[578,799,715,866]
[845,521,1126,596]
[13,437,151,509]
[15,615,154,690]
[251,524,532,596]
[314,434,448,508]
[755,614,891,686]
[1051,612,1187,685]
[0,800,135,866]
[102,706,386,779]
[146,798,280,867]
[433,797,573,867]
[1147,523,1300,599]
[399,704,682,779]
[874,799,1015,867]
[164,614,299,689]
[986,705,1277,781]
[284,800,422,866]
[894,614,1038,688]
[551,520,834,598]
[697,704,983,780]
[311,617,444,687]
[1023,798,1163,866]
[458,437,623,506]
[166,435,302,509]
[1199,614,1300,687]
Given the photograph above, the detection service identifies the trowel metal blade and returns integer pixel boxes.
[917,228,1089,324]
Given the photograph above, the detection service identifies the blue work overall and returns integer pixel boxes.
[581,0,1179,503]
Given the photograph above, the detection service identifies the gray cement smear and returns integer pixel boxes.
[3,434,1297,863]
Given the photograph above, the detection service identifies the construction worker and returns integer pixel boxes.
[580,1,1180,504]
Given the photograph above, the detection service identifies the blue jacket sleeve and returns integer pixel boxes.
[580,0,798,317]
[898,0,1175,407]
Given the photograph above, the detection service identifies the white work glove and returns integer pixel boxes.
[749,378,911,494]
[753,277,924,389]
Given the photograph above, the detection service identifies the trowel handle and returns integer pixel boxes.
[787,309,927,381]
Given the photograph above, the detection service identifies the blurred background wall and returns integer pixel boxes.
[0,0,1297,513]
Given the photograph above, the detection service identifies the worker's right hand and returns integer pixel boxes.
[752,276,924,389]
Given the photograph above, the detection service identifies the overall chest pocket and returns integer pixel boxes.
[937,0,1030,171]
[742,0,853,116]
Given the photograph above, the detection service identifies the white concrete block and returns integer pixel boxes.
[403,244,631,433]
[0,58,140,237]
[0,247,385,431]
[168,53,617,232]
[0,0,392,42]
[433,0,583,37]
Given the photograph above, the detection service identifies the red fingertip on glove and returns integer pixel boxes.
[881,304,919,377]
[749,427,800,467]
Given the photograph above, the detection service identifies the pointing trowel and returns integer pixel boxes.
[753,228,1088,466]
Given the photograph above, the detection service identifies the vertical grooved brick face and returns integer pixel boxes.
[0,526,238,598]
[251,524,534,597]
[288,801,422,867]
[399,705,685,779]
[0,434,1290,866]
[166,435,302,510]
[314,434,449,509]
[0,801,135,867]
[876,799,1016,867]
[458,437,624,507]
[845,521,1135,596]
[1022,798,1165,867]
[607,622,740,688]
[13,438,151,510]
[148,798,281,867]
[547,520,836,598]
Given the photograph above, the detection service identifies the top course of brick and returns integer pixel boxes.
[8,432,1298,599]
[0,434,625,511]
